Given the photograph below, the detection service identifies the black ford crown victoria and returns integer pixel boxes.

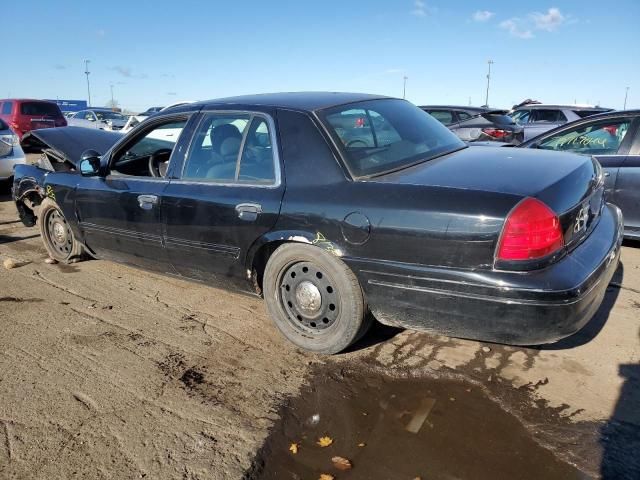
[13,93,623,354]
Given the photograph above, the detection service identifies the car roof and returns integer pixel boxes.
[514,104,612,110]
[193,92,391,112]
[0,98,58,104]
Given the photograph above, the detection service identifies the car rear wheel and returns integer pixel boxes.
[38,198,85,263]
[263,243,371,354]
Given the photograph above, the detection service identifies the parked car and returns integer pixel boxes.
[509,104,612,141]
[12,93,622,354]
[66,109,127,131]
[421,106,524,144]
[0,99,67,142]
[420,106,489,126]
[122,102,195,133]
[0,118,26,190]
[519,109,640,240]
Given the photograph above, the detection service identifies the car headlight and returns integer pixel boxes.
[0,134,19,147]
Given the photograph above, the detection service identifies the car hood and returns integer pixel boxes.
[377,146,599,214]
[21,127,123,166]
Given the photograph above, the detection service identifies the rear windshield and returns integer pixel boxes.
[320,99,465,178]
[482,113,516,125]
[20,102,61,117]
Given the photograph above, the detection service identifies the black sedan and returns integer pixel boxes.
[421,105,524,144]
[13,92,622,354]
[519,109,640,240]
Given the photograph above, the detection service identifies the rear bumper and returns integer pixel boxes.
[347,203,623,345]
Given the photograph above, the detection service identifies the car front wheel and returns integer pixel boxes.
[38,198,86,263]
[263,243,371,354]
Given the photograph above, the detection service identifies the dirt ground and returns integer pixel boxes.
[0,188,638,479]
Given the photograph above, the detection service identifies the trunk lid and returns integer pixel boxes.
[377,146,604,246]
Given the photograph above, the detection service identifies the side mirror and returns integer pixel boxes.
[79,150,101,176]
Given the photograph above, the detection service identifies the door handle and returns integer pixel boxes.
[604,172,611,177]
[235,202,262,221]
[137,194,158,210]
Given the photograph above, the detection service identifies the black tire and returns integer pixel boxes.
[38,198,86,263]
[263,243,371,354]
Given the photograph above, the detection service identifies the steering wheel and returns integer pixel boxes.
[148,148,173,178]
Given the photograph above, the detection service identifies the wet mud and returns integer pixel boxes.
[246,366,589,480]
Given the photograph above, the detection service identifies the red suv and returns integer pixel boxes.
[0,99,67,142]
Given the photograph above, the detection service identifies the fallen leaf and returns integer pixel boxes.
[332,456,352,470]
[289,443,298,454]
[319,475,334,480]
[317,436,333,447]
[358,442,366,447]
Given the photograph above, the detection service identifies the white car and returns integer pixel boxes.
[121,101,194,133]
[0,120,25,188]
[67,109,128,131]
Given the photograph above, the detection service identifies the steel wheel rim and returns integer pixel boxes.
[278,261,340,333]
[45,208,72,258]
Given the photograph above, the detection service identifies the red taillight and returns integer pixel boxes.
[482,128,509,139]
[355,117,365,127]
[497,197,564,261]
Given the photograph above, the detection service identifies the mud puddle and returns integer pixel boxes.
[246,367,588,480]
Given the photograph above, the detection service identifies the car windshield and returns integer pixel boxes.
[95,111,125,121]
[20,102,60,116]
[320,99,465,178]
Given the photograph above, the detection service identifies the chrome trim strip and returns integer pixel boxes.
[81,222,162,243]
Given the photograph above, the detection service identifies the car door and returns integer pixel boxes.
[74,113,193,272]
[613,119,640,236]
[533,116,637,207]
[161,110,285,290]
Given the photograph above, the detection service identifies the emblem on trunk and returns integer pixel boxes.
[574,206,589,233]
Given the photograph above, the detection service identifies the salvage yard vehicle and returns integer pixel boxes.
[509,104,612,141]
[519,109,640,240]
[0,99,67,142]
[12,92,623,354]
[0,118,26,189]
[67,109,128,131]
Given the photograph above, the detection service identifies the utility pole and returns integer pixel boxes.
[484,60,494,107]
[84,59,92,107]
[403,76,408,99]
[623,87,630,110]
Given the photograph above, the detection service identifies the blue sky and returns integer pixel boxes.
[4,0,639,111]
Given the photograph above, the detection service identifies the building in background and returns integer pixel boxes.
[46,99,87,113]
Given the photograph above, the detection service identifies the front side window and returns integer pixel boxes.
[182,113,277,185]
[110,119,187,177]
[321,99,464,178]
[537,119,632,155]
[531,109,565,123]
[1,102,12,115]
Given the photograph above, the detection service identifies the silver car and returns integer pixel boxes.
[509,104,612,141]
[67,109,127,131]
[0,119,26,187]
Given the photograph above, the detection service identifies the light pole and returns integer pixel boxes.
[403,76,408,99]
[84,60,92,107]
[623,87,630,110]
[110,83,115,108]
[484,60,494,107]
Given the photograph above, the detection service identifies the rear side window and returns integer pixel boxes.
[426,110,454,125]
[20,102,61,116]
[321,99,465,178]
[182,113,277,185]
[457,111,472,121]
[537,119,632,155]
[1,102,12,115]
[510,109,530,124]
